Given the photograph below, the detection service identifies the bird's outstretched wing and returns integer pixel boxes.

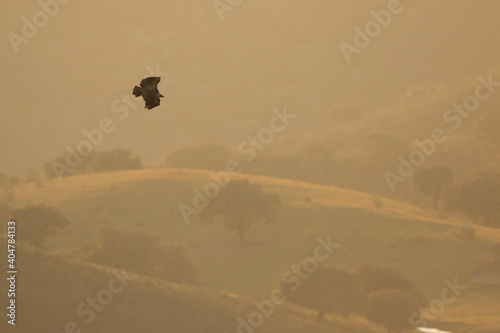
[140,77,161,90]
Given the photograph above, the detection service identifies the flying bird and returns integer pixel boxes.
[132,76,164,110]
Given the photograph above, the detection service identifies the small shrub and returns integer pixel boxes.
[355,264,425,305]
[88,226,198,284]
[456,225,475,240]
[371,196,383,208]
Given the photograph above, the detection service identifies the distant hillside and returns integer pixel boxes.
[2,0,500,175]
[244,65,500,203]
[362,66,500,178]
[0,249,379,333]
[10,168,500,328]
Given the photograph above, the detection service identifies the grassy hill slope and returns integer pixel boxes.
[1,249,379,333]
[10,168,500,328]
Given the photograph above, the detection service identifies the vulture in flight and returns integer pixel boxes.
[132,76,164,110]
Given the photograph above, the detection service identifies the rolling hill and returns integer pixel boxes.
[9,168,500,330]
[0,248,379,333]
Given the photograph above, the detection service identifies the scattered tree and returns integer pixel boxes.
[443,172,500,228]
[363,133,409,162]
[89,226,198,284]
[367,289,421,333]
[167,144,231,170]
[43,152,93,179]
[11,205,70,254]
[43,149,142,179]
[87,149,142,173]
[0,174,20,203]
[199,179,280,245]
[412,165,454,210]
[299,140,339,161]
[356,264,424,305]
[281,264,366,323]
[328,101,365,123]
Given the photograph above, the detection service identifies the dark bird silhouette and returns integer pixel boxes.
[132,76,164,110]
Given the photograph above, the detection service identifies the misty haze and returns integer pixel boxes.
[1,1,500,333]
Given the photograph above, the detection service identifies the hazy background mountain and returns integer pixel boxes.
[2,1,500,332]
[2,0,500,176]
